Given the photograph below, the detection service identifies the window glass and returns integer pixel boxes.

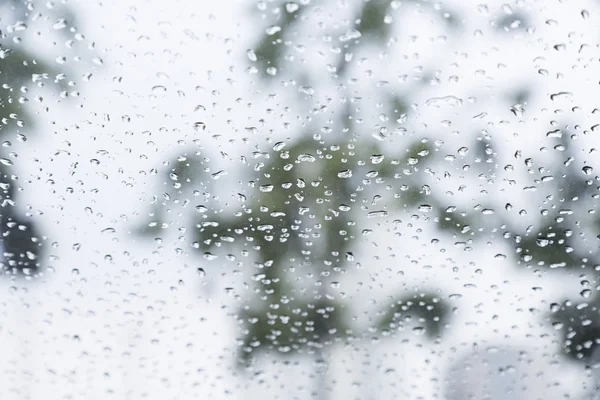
[0,1,598,399]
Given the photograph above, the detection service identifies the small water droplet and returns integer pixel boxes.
[339,29,362,42]
[367,210,388,218]
[536,238,549,247]
[426,96,463,107]
[418,204,433,212]
[337,169,352,178]
[273,141,286,151]
[298,153,316,162]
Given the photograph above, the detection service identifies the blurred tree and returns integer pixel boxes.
[0,1,74,278]
[139,1,467,398]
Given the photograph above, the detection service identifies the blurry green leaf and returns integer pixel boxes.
[238,297,349,364]
[377,292,449,338]
[436,208,472,234]
[252,3,305,79]
[357,0,392,42]
[516,226,583,269]
[0,210,43,275]
[551,298,600,361]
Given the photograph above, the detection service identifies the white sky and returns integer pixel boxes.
[1,0,600,399]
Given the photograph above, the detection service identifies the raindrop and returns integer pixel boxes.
[286,2,299,13]
[339,29,361,42]
[418,204,433,212]
[152,85,167,94]
[266,25,281,35]
[273,141,286,151]
[426,96,463,107]
[53,19,67,29]
[370,154,384,164]
[550,92,573,101]
[298,153,316,162]
[367,210,388,218]
[536,238,549,247]
[337,169,352,178]
[412,326,426,335]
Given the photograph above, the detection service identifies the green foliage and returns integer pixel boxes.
[551,299,600,361]
[251,4,304,79]
[377,293,449,338]
[435,207,472,234]
[357,0,392,42]
[238,297,349,363]
[516,226,582,269]
[140,0,469,377]
[0,33,73,277]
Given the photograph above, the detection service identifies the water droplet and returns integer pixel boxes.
[299,86,314,95]
[552,322,564,330]
[194,122,206,131]
[211,170,227,179]
[367,210,388,218]
[550,92,573,101]
[412,326,426,335]
[298,153,316,162]
[266,25,281,35]
[536,238,549,247]
[286,2,299,13]
[339,29,361,42]
[426,96,463,107]
[370,154,384,164]
[337,169,352,178]
[53,19,67,30]
[273,141,286,151]
[418,204,433,212]
[510,104,525,117]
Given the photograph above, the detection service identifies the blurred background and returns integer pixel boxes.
[1,0,600,398]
